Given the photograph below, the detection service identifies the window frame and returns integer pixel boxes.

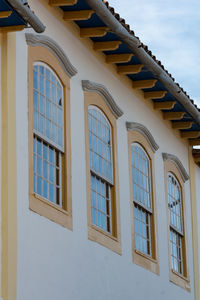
[164,160,190,291]
[84,91,121,255]
[28,45,72,230]
[128,130,159,274]
[88,105,113,234]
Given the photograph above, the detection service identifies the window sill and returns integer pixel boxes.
[132,249,160,275]
[88,225,121,255]
[170,269,190,292]
[29,194,72,230]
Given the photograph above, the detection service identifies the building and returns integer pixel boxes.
[0,0,200,299]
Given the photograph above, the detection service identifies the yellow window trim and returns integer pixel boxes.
[188,148,200,300]
[164,160,190,291]
[128,130,160,275]
[84,91,121,255]
[1,32,18,300]
[28,45,72,230]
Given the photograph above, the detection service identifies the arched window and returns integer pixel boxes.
[84,90,121,254]
[167,173,183,274]
[127,127,159,274]
[131,143,152,256]
[33,62,64,205]
[28,45,72,229]
[88,106,113,233]
[163,155,190,290]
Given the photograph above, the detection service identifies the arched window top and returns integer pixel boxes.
[33,62,64,151]
[88,105,113,183]
[131,142,152,211]
[131,142,150,162]
[88,105,111,129]
[167,172,183,234]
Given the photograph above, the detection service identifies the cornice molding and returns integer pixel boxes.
[25,33,77,78]
[82,80,123,119]
[162,153,189,182]
[126,122,159,153]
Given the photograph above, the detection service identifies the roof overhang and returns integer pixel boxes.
[46,0,200,145]
[0,0,45,33]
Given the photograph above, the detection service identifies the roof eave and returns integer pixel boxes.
[85,0,200,123]
[6,0,45,33]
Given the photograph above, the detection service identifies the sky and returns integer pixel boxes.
[108,0,200,106]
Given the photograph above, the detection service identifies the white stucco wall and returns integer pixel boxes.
[195,165,200,291]
[15,1,194,299]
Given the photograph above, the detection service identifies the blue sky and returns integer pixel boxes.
[108,0,200,106]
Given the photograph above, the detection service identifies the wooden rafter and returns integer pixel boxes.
[144,91,167,99]
[0,11,12,18]
[49,0,77,5]
[117,64,144,75]
[163,111,185,120]
[181,131,200,139]
[106,53,133,64]
[0,25,25,32]
[132,79,157,89]
[172,121,193,130]
[80,27,109,38]
[93,41,122,51]
[63,10,94,21]
[153,101,176,110]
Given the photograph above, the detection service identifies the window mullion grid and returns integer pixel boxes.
[131,147,152,211]
[33,63,64,207]
[134,201,152,256]
[170,226,183,275]
[88,107,113,235]
[91,170,112,234]
[133,198,152,214]
[170,223,183,237]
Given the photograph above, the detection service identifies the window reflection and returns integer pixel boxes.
[167,173,183,275]
[33,63,64,205]
[131,143,152,256]
[88,106,113,233]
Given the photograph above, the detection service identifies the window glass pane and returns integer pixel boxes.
[91,173,111,233]
[88,107,113,183]
[167,173,183,274]
[134,204,151,256]
[33,136,62,205]
[131,143,152,210]
[88,107,113,234]
[170,228,183,274]
[33,63,64,150]
[167,174,183,233]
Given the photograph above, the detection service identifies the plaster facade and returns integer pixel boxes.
[14,1,195,299]
[0,0,197,299]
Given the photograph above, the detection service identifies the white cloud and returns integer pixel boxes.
[108,0,200,105]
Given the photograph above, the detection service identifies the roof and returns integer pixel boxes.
[48,0,200,145]
[0,0,45,33]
